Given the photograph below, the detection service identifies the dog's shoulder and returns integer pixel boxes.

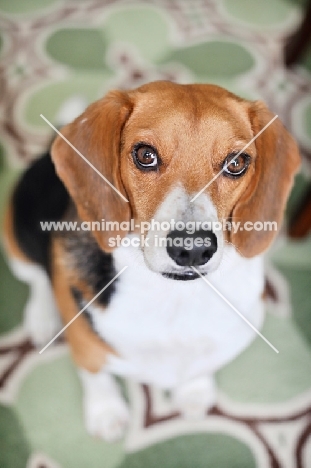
[57,222,118,308]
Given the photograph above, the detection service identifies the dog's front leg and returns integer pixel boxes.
[78,369,129,442]
[173,375,216,419]
[51,238,129,441]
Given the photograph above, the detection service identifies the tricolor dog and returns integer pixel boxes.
[3,81,300,441]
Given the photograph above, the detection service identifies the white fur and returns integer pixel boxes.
[80,185,265,439]
[172,375,217,419]
[8,258,61,347]
[82,244,264,439]
[89,244,264,390]
[142,187,224,274]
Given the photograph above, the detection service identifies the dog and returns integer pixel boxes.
[3,81,300,441]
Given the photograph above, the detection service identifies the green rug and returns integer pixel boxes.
[1,1,311,467]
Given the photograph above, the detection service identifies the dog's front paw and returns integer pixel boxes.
[79,370,130,442]
[84,395,130,442]
[173,376,216,420]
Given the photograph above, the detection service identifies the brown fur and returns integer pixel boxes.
[231,101,300,256]
[51,91,133,252]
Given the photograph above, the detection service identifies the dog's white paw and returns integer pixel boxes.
[79,369,130,442]
[84,395,130,442]
[173,376,216,420]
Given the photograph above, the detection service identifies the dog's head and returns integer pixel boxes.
[51,81,300,280]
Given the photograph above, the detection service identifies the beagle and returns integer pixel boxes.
[3,81,300,441]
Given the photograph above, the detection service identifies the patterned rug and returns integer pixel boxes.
[1,1,311,467]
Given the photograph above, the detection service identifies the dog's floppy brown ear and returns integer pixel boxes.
[51,91,133,252]
[231,101,300,257]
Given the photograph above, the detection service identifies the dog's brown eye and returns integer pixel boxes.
[133,144,158,170]
[222,152,250,178]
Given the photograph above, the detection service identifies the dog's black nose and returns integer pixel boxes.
[166,229,217,267]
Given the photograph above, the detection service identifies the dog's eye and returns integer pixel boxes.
[222,152,250,178]
[133,144,158,170]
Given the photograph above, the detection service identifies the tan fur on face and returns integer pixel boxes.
[52,81,300,258]
[121,82,257,226]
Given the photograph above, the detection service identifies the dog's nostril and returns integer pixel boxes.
[175,250,191,264]
[179,251,189,259]
[166,229,218,267]
[202,249,212,262]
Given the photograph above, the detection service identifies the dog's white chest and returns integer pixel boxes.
[89,246,265,388]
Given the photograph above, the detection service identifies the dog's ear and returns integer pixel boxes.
[231,101,300,257]
[51,91,133,252]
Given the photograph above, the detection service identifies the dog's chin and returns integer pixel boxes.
[161,270,205,281]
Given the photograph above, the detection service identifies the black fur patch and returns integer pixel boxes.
[63,228,117,307]
[12,153,69,272]
[13,152,117,307]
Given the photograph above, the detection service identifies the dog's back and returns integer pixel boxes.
[4,153,69,271]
